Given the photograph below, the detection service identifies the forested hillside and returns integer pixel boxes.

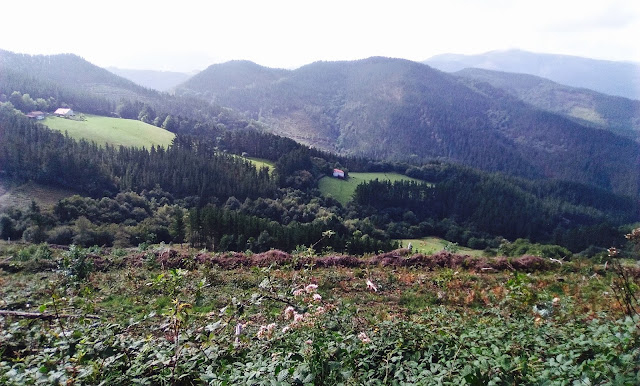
[177,56,640,199]
[1,103,636,254]
[0,50,638,256]
[455,68,640,141]
[0,50,239,126]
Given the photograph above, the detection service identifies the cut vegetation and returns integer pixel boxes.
[318,172,425,205]
[43,114,175,148]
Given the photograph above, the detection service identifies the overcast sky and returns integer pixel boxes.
[2,0,638,72]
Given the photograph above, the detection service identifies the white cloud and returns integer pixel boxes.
[1,0,638,70]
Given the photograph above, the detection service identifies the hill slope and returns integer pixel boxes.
[43,114,175,148]
[0,49,236,125]
[177,57,640,198]
[0,49,158,102]
[454,68,640,141]
[424,49,640,100]
[107,67,192,91]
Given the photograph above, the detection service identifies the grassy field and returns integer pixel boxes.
[0,177,76,211]
[43,114,175,148]
[400,237,486,257]
[318,172,425,205]
[245,157,275,172]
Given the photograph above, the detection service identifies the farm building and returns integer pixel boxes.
[25,111,45,120]
[54,108,74,117]
[332,168,345,178]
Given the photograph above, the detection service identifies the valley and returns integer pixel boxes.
[1,47,639,384]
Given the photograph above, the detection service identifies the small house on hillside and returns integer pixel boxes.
[54,108,74,117]
[332,168,345,178]
[26,111,45,120]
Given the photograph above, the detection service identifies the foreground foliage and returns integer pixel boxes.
[1,244,639,384]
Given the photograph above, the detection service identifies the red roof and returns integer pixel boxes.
[333,168,344,173]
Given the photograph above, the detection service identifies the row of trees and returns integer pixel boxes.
[353,172,637,252]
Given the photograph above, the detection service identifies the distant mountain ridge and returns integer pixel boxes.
[107,67,192,92]
[176,56,640,198]
[453,68,640,141]
[0,49,233,124]
[425,49,640,100]
[0,49,160,109]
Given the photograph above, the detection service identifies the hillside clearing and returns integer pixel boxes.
[43,114,175,148]
[318,172,425,205]
[244,156,275,172]
[400,237,485,257]
[0,177,76,211]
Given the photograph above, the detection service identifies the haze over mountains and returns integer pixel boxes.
[425,49,640,100]
[107,68,192,92]
[2,48,640,200]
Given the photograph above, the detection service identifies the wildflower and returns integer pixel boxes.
[315,306,326,315]
[305,284,318,293]
[282,326,290,333]
[552,297,561,306]
[312,293,322,302]
[366,279,378,292]
[305,340,313,345]
[256,323,277,339]
[358,332,371,344]
[234,323,244,343]
[532,305,550,318]
[284,306,296,320]
[608,247,619,257]
[625,227,640,241]
[292,289,305,297]
[293,312,304,323]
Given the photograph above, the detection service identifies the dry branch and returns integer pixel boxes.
[0,310,100,320]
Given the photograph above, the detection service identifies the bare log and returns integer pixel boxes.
[0,310,100,320]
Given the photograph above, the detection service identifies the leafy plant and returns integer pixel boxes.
[61,244,93,281]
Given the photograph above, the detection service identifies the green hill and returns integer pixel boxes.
[318,172,424,205]
[455,68,640,141]
[43,114,175,148]
[177,57,640,199]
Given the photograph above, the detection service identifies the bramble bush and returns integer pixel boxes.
[1,260,639,385]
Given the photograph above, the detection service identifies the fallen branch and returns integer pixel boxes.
[0,310,100,320]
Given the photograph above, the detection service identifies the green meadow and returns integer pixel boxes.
[318,172,425,205]
[244,157,275,172]
[399,237,486,257]
[43,114,175,148]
